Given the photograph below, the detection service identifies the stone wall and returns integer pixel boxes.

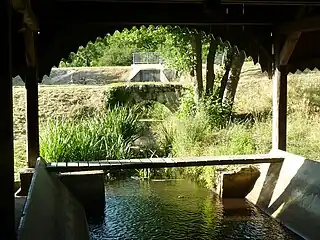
[104,83,186,111]
[247,150,320,240]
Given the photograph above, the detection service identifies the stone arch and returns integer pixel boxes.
[104,83,185,112]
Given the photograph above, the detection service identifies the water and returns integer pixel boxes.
[88,179,302,240]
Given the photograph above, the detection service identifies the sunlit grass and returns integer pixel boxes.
[13,62,320,181]
[40,106,143,162]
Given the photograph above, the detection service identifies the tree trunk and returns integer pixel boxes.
[193,33,203,101]
[219,46,235,101]
[222,50,246,109]
[205,37,218,95]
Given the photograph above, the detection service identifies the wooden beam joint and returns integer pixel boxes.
[279,32,301,66]
[277,15,320,34]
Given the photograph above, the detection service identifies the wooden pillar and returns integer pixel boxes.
[272,32,299,151]
[25,67,40,168]
[272,66,288,151]
[0,0,16,238]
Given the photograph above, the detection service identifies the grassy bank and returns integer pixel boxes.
[13,62,320,181]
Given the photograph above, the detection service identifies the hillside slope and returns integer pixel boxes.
[13,62,320,179]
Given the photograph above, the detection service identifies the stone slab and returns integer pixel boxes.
[18,158,89,240]
[247,150,320,240]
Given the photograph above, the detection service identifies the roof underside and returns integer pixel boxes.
[11,0,320,80]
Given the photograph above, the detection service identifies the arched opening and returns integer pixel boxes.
[14,24,271,176]
[7,2,320,239]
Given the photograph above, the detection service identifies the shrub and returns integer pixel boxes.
[40,106,143,162]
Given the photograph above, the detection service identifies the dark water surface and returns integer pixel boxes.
[88,179,301,240]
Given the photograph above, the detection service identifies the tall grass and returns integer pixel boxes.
[149,87,271,187]
[40,106,143,162]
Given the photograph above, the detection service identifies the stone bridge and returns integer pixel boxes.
[104,83,186,112]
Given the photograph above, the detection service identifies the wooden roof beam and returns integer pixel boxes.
[49,3,275,26]
[279,32,301,65]
[222,0,320,5]
[288,57,320,70]
[278,15,320,34]
[55,0,320,5]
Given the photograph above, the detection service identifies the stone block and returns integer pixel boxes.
[19,168,35,196]
[222,166,260,198]
[211,166,260,199]
[59,170,105,217]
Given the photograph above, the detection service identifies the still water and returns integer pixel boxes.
[88,179,301,240]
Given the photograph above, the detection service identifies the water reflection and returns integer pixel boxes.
[88,179,301,240]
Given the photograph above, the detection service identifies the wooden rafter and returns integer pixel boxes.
[247,32,273,61]
[288,57,320,70]
[278,6,306,65]
[45,3,275,26]
[222,0,320,5]
[278,15,320,34]
[279,32,301,65]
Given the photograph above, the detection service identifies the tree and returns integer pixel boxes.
[58,25,247,113]
[223,49,246,108]
[193,32,203,101]
[159,26,195,74]
[219,44,235,101]
[205,36,219,95]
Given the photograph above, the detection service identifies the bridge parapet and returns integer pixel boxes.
[104,83,187,111]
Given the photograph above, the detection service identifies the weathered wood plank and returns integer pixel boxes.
[25,67,40,168]
[46,154,284,173]
[88,161,101,167]
[78,162,89,167]
[106,160,122,165]
[128,159,142,163]
[140,158,152,163]
[150,158,164,163]
[67,162,78,167]
[56,162,67,167]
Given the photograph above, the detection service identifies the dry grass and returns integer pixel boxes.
[235,62,320,160]
[13,85,106,179]
[13,62,320,179]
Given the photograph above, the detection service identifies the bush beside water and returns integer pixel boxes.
[40,106,143,162]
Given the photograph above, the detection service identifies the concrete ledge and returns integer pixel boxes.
[247,150,320,240]
[59,170,105,217]
[18,158,89,239]
[19,168,35,196]
[15,196,26,231]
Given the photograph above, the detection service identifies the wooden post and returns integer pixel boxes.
[0,0,16,238]
[25,67,40,168]
[272,32,300,151]
[272,65,288,151]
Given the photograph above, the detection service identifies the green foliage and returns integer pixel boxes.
[177,88,197,118]
[198,94,232,128]
[40,106,143,162]
[142,102,173,120]
[58,25,224,73]
[59,26,168,67]
[177,88,232,128]
[60,39,107,67]
[159,27,196,72]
